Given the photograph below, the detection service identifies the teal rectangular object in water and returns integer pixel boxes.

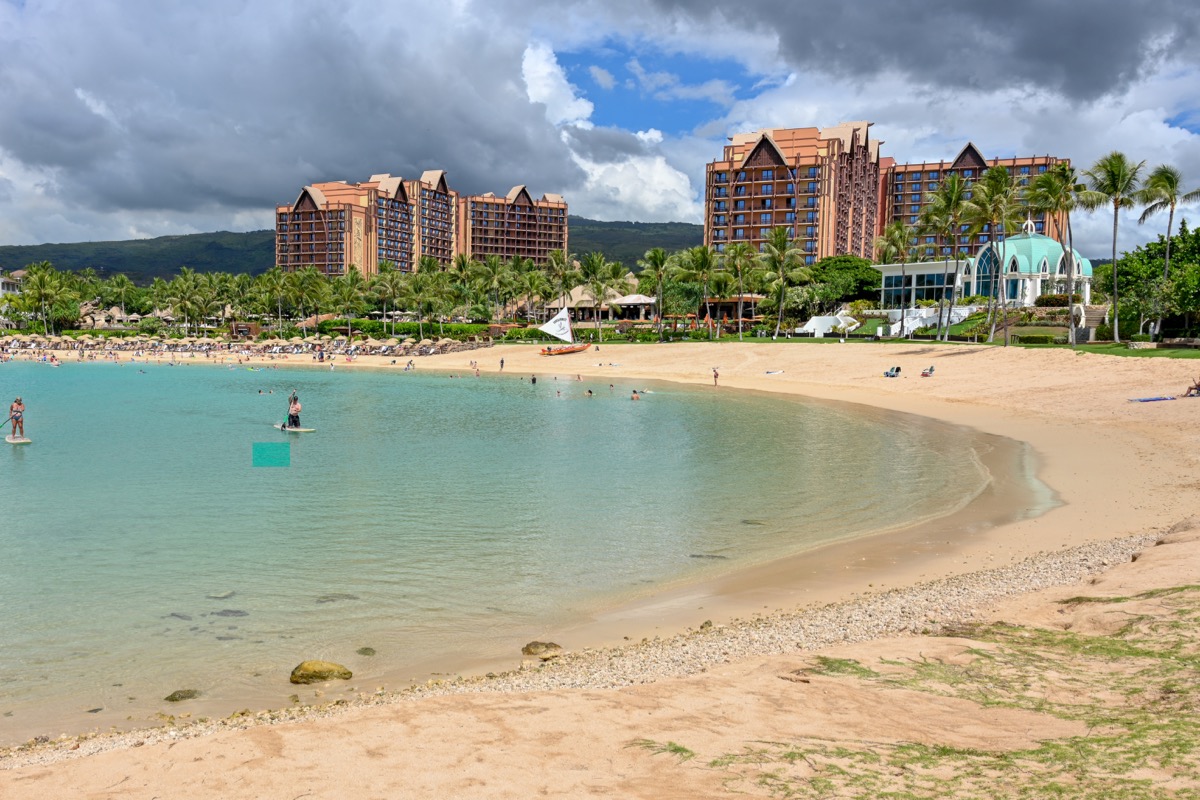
[252,441,290,467]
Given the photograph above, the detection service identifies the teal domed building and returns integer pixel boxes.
[962,218,1093,305]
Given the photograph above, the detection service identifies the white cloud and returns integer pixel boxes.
[635,128,663,144]
[567,149,702,225]
[626,58,737,106]
[588,65,615,90]
[522,42,594,127]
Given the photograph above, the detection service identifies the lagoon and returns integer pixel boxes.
[1,359,1007,743]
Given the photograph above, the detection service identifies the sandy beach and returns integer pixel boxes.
[3,341,1198,797]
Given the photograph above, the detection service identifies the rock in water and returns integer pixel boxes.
[521,641,564,660]
[164,689,201,702]
[355,647,376,657]
[289,660,353,684]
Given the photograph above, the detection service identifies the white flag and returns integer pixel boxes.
[538,308,574,344]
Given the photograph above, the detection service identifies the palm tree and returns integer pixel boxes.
[472,255,512,322]
[873,220,915,337]
[513,267,549,323]
[920,172,971,340]
[759,226,806,337]
[22,264,68,335]
[1137,164,1200,339]
[636,247,671,340]
[371,268,407,337]
[1028,164,1103,346]
[257,267,290,335]
[721,242,755,340]
[963,166,1024,343]
[290,267,326,333]
[672,245,721,338]
[579,251,632,341]
[1082,151,1146,343]
[330,273,365,343]
[544,248,579,311]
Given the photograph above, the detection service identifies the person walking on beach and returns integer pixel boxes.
[499,358,504,371]
[9,396,25,438]
[287,392,302,430]
[712,367,719,386]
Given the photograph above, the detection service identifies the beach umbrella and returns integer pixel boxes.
[418,338,433,346]
[320,335,332,341]
[402,338,416,345]
[384,338,399,346]
[289,337,303,344]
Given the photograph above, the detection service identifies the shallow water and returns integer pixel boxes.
[0,358,1005,742]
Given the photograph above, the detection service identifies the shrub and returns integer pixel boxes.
[1130,333,1153,342]
[504,327,557,342]
[1014,334,1056,344]
[1095,324,1113,341]
[1034,293,1082,307]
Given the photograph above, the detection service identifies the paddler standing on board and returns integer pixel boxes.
[9,397,25,439]
[286,391,301,430]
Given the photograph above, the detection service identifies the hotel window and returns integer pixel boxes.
[736,171,747,181]
[895,174,905,182]
[806,226,815,237]
[910,205,920,213]
[735,200,746,210]
[761,169,773,180]
[806,182,817,192]
[911,172,922,180]
[963,169,975,178]
[735,186,747,196]
[805,255,815,265]
[806,198,817,207]
[925,236,935,244]
[714,171,727,183]
[1020,166,1030,174]
[1039,165,1048,173]
[785,212,796,222]
[807,167,818,178]
[733,228,745,239]
[734,214,746,224]
[714,215,726,225]
[760,213,772,223]
[760,185,773,195]
[785,183,795,193]
[910,215,919,223]
[929,171,939,179]
[715,201,727,210]
[762,198,773,209]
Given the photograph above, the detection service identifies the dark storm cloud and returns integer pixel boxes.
[0,1,585,220]
[561,125,653,162]
[648,0,1200,100]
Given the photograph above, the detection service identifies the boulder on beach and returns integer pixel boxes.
[289,660,353,684]
[521,641,564,660]
[164,689,201,702]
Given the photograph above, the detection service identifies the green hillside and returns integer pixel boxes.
[0,217,704,282]
[0,230,275,281]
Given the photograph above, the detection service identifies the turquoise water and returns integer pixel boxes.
[0,359,993,742]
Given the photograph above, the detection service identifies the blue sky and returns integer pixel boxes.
[1,0,1199,258]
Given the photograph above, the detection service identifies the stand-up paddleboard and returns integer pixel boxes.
[6,435,31,445]
[273,424,315,433]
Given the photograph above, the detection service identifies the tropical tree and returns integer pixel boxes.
[371,267,407,337]
[920,172,971,339]
[544,248,579,310]
[472,255,512,322]
[873,220,915,337]
[1082,151,1146,343]
[636,246,671,340]
[721,242,756,340]
[672,245,722,338]
[330,272,365,342]
[579,251,633,341]
[257,266,291,335]
[963,166,1024,342]
[1137,164,1200,338]
[1028,163,1103,346]
[759,226,806,337]
[21,263,73,335]
[290,266,327,333]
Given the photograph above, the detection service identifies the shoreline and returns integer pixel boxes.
[2,341,1198,792]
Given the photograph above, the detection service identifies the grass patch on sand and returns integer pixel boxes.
[639,584,1200,798]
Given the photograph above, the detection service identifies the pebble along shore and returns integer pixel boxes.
[0,531,1160,768]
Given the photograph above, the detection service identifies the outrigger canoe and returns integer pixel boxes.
[539,342,590,356]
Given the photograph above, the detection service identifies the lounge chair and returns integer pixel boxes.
[921,365,935,377]
[883,366,900,378]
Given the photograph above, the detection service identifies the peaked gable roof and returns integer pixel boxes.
[505,185,534,206]
[739,134,788,169]
[420,170,449,193]
[294,185,325,210]
[950,142,988,172]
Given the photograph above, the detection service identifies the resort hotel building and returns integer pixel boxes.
[880,142,1068,261]
[703,122,882,264]
[455,186,568,265]
[276,173,567,278]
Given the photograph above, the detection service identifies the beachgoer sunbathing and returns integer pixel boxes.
[1183,377,1200,397]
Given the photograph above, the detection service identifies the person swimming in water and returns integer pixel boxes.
[286,392,302,429]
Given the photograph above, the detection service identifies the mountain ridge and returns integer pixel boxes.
[0,216,704,281]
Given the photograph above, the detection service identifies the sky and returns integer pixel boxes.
[1,0,1199,259]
